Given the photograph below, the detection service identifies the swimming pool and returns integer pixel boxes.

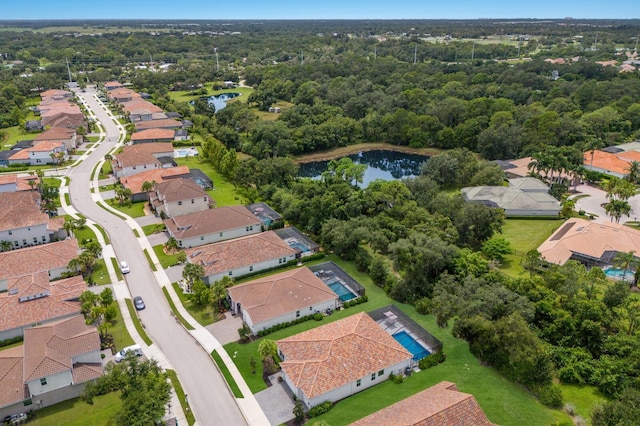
[325,277,357,301]
[174,148,199,158]
[604,267,635,281]
[393,330,431,361]
[288,241,310,252]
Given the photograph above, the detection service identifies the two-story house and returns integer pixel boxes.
[0,192,66,249]
[164,205,262,248]
[112,142,175,178]
[150,177,213,218]
[130,129,175,144]
[34,127,78,151]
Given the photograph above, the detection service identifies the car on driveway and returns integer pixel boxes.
[120,261,130,274]
[133,296,145,310]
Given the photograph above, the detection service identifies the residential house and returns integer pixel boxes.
[107,88,140,104]
[130,129,175,144]
[112,142,175,178]
[246,202,284,229]
[164,205,262,248]
[40,110,86,131]
[496,156,575,183]
[461,179,561,217]
[0,238,81,287]
[0,314,101,417]
[228,267,339,334]
[0,174,40,193]
[7,141,67,166]
[40,89,73,100]
[150,178,213,218]
[34,127,78,151]
[0,273,86,341]
[134,118,182,131]
[538,218,640,267]
[184,231,298,284]
[274,226,320,257]
[0,191,66,249]
[119,166,191,202]
[174,129,189,141]
[583,149,640,178]
[350,381,495,426]
[277,312,413,409]
[103,81,124,91]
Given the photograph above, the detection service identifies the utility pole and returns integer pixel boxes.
[65,58,72,84]
[635,35,639,54]
[214,47,219,72]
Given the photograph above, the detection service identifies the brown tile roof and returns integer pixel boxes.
[120,166,190,194]
[27,141,65,153]
[131,128,175,141]
[165,206,262,240]
[47,216,66,232]
[122,100,163,114]
[0,346,26,408]
[107,88,140,101]
[8,150,29,161]
[185,231,298,277]
[34,127,75,141]
[72,363,104,384]
[40,104,81,118]
[104,81,124,89]
[0,191,48,232]
[505,157,574,180]
[538,218,640,265]
[0,174,19,186]
[121,142,173,155]
[114,150,161,170]
[16,175,41,192]
[0,239,80,280]
[155,178,207,203]
[134,118,181,131]
[0,273,85,333]
[350,381,495,426]
[277,312,412,400]
[584,150,635,176]
[228,267,337,324]
[41,112,85,129]
[23,315,100,382]
[40,89,72,98]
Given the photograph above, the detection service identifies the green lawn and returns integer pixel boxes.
[559,384,606,425]
[162,286,195,330]
[110,257,123,282]
[109,301,135,351]
[166,370,195,426]
[498,218,565,277]
[211,350,244,398]
[90,258,111,285]
[107,200,146,218]
[224,254,571,426]
[175,153,250,207]
[167,86,254,104]
[125,299,153,346]
[171,282,214,326]
[29,392,121,426]
[152,245,183,269]
[98,162,112,179]
[0,125,26,147]
[141,223,166,236]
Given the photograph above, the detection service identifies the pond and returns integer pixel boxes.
[298,150,429,187]
[201,92,241,111]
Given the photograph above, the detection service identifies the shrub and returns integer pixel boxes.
[415,297,431,315]
[533,384,563,408]
[313,313,324,321]
[418,351,447,370]
[388,372,405,384]
[308,401,333,418]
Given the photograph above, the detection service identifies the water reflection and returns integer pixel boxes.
[298,150,429,187]
[201,92,241,111]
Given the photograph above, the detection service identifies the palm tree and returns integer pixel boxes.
[164,237,179,253]
[626,161,640,184]
[614,251,639,284]
[141,180,156,203]
[0,241,12,252]
[604,199,632,223]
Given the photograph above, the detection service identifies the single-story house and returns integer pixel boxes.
[349,381,495,426]
[508,176,551,193]
[0,272,86,341]
[119,166,191,202]
[0,238,81,286]
[0,314,102,417]
[103,81,124,91]
[40,89,73,100]
[184,231,299,284]
[134,118,182,132]
[34,127,78,151]
[497,156,575,183]
[461,184,560,217]
[130,128,175,144]
[112,142,175,178]
[583,149,640,178]
[0,173,40,193]
[164,205,262,248]
[538,218,640,267]
[150,177,214,218]
[277,312,413,409]
[228,267,339,334]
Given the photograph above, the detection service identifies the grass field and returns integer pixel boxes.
[152,244,183,269]
[166,370,195,426]
[107,199,146,218]
[109,301,135,351]
[28,392,121,425]
[224,254,571,426]
[498,218,565,277]
[211,350,244,398]
[171,282,214,326]
[560,383,606,425]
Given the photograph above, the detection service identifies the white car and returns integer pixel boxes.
[120,261,130,274]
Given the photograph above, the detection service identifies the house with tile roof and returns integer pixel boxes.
[0,173,40,193]
[185,231,299,284]
[40,89,73,100]
[0,273,86,341]
[349,381,495,426]
[164,205,262,248]
[0,345,25,414]
[538,218,640,267]
[103,81,124,91]
[0,239,80,287]
[0,191,67,250]
[112,142,175,178]
[7,141,67,166]
[130,128,176,144]
[277,312,413,409]
[134,118,182,131]
[41,110,86,131]
[107,88,140,103]
[227,267,339,334]
[583,150,640,178]
[119,166,191,202]
[149,177,213,218]
[34,127,78,151]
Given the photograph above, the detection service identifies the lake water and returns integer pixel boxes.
[298,150,429,187]
[203,92,241,111]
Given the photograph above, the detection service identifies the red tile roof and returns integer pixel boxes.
[185,231,298,278]
[34,127,75,141]
[23,315,100,382]
[120,166,190,194]
[277,312,412,400]
[154,177,207,203]
[0,273,86,333]
[228,267,337,324]
[0,191,49,232]
[40,89,72,98]
[584,150,635,176]
[0,239,80,280]
[27,141,65,153]
[0,346,26,407]
[164,206,261,240]
[134,118,181,131]
[131,128,175,141]
[350,381,495,426]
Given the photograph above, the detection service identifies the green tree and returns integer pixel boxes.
[613,251,639,284]
[258,339,278,362]
[82,357,171,426]
[481,237,512,261]
[182,263,205,292]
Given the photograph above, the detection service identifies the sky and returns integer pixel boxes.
[2,0,639,20]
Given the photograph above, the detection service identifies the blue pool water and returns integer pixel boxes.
[289,242,310,252]
[325,277,357,301]
[393,331,431,361]
[604,267,635,281]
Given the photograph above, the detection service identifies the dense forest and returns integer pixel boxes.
[2,19,640,424]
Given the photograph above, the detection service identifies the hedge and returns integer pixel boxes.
[256,313,322,337]
[308,401,333,418]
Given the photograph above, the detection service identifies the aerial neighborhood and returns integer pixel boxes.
[1,17,640,426]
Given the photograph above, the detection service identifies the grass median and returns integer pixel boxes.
[162,286,195,330]
[211,350,243,398]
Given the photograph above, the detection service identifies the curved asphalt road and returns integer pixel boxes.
[68,87,246,426]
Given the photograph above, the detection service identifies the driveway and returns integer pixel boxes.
[206,312,244,345]
[254,378,295,426]
[572,184,640,224]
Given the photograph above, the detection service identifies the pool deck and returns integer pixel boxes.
[376,313,432,354]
